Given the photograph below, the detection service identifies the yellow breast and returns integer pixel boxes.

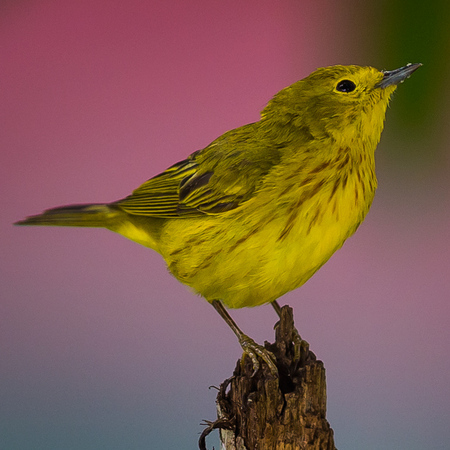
[159,149,376,309]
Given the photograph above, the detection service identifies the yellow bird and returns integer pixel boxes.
[16,63,421,374]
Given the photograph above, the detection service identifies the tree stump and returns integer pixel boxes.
[200,305,336,450]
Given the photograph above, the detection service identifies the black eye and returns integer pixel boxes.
[336,79,356,93]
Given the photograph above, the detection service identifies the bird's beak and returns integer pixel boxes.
[375,63,422,89]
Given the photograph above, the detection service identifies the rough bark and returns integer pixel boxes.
[200,305,336,450]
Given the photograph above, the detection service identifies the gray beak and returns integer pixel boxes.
[375,63,422,89]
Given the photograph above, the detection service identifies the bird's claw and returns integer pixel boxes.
[238,334,278,377]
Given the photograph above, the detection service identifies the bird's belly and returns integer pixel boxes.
[160,186,372,309]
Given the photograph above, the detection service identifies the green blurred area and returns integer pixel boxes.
[377,0,450,165]
[380,0,449,121]
[336,0,450,170]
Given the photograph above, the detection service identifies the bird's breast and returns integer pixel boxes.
[160,166,376,309]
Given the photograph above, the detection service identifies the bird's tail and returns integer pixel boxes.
[15,204,114,228]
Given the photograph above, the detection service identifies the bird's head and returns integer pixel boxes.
[262,64,421,149]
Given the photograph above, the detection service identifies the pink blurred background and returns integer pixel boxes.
[1,1,449,449]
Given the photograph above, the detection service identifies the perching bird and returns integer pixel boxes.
[16,63,421,374]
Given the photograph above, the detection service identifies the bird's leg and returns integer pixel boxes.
[271,300,309,362]
[212,300,278,376]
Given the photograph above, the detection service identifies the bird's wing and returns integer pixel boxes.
[114,125,281,218]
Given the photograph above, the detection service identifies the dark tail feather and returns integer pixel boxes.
[14,203,113,228]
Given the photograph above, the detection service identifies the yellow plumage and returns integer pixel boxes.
[16,64,421,372]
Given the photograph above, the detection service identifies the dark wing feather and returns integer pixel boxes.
[115,158,200,217]
[115,123,282,218]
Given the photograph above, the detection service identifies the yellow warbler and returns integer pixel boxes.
[16,64,421,374]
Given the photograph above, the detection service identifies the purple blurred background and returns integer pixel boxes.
[1,1,449,449]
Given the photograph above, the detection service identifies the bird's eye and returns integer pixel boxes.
[336,79,356,93]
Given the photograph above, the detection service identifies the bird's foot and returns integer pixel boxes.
[238,333,278,377]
